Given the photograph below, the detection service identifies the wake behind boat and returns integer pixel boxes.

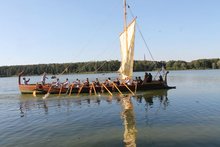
[18,0,175,96]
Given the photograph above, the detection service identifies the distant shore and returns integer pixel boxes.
[0,58,219,77]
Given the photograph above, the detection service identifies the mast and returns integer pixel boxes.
[119,0,136,79]
[124,0,128,65]
[123,0,127,30]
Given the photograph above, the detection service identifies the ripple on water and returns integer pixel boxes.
[1,71,220,147]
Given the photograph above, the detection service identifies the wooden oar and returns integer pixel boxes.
[33,83,39,97]
[43,85,53,99]
[58,85,62,96]
[68,83,74,96]
[134,83,138,95]
[102,83,113,96]
[89,84,92,95]
[77,84,84,96]
[122,83,135,96]
[33,90,37,97]
[112,82,123,96]
[92,83,97,95]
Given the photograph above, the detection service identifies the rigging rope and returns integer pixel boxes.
[68,27,119,74]
[127,4,164,78]
[94,61,108,73]
[127,4,156,62]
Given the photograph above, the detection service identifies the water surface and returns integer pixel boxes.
[0,70,220,147]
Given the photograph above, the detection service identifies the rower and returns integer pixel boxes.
[125,77,132,85]
[114,78,120,86]
[23,77,30,85]
[74,79,80,88]
[104,78,112,86]
[84,78,90,86]
[62,78,70,88]
[54,78,61,87]
[94,78,100,86]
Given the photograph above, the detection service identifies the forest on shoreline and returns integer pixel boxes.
[0,58,220,77]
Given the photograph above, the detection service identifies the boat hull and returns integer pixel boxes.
[19,81,175,95]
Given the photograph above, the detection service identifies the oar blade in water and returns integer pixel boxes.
[43,93,50,99]
[33,91,37,97]
[43,85,52,99]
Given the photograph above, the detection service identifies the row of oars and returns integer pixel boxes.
[100,82,136,97]
[36,82,137,99]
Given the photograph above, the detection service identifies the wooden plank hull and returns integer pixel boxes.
[19,81,175,95]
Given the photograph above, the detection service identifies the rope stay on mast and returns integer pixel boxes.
[127,4,166,78]
[127,4,156,62]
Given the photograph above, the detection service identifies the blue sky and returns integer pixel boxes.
[0,0,219,66]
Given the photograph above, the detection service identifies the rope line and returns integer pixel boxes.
[127,4,156,62]
[127,4,163,78]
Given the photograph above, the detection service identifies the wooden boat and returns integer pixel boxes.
[18,0,175,95]
[18,72,175,95]
[18,82,175,94]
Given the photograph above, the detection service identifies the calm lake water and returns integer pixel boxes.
[0,70,220,147]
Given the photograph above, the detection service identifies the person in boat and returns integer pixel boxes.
[41,72,48,85]
[53,78,61,87]
[114,78,120,86]
[84,78,90,86]
[73,79,81,88]
[138,76,143,84]
[23,77,30,85]
[147,73,152,82]
[133,77,138,85]
[94,78,100,86]
[158,75,163,82]
[62,78,70,88]
[143,72,149,83]
[125,77,132,85]
[104,78,111,86]
[134,77,138,82]
[104,79,109,86]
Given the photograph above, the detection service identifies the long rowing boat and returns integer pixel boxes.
[18,0,176,95]
[18,73,175,95]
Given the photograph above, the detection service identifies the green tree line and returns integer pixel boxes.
[0,58,220,77]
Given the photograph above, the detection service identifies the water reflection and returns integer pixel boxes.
[18,94,117,117]
[121,96,137,147]
[135,90,169,110]
[19,98,49,116]
[18,90,170,147]
[120,90,169,147]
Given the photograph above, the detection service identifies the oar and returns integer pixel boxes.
[112,82,123,96]
[134,83,138,95]
[33,83,39,97]
[89,84,92,95]
[33,90,37,97]
[122,83,135,96]
[58,85,62,96]
[77,84,84,96]
[92,83,97,95]
[101,83,113,96]
[68,83,74,96]
[43,85,53,99]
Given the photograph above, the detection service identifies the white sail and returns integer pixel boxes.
[119,18,136,79]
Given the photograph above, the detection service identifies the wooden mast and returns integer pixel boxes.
[123,0,127,30]
[124,0,129,79]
